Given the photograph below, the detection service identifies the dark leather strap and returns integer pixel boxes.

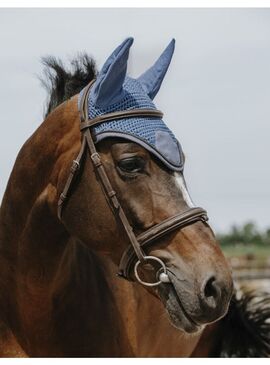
[79,80,96,122]
[57,137,86,219]
[118,207,208,279]
[138,207,208,245]
[80,109,164,131]
[83,127,146,262]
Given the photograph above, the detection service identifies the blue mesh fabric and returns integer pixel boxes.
[81,76,183,171]
[94,117,172,146]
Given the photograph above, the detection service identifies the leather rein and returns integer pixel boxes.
[57,80,209,286]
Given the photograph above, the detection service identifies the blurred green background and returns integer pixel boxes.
[218,223,270,289]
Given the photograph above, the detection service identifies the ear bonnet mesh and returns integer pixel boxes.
[79,38,184,171]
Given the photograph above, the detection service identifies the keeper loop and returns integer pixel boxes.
[60,193,66,201]
[70,160,80,173]
[91,152,102,167]
[108,190,116,198]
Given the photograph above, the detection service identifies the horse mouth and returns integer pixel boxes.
[157,275,204,334]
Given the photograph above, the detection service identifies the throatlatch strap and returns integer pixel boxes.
[57,137,86,219]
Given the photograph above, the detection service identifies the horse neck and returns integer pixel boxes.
[0,98,79,327]
[0,97,80,253]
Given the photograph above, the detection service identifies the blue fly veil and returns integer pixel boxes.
[80,37,183,171]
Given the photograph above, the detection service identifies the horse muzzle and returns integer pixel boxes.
[158,267,233,333]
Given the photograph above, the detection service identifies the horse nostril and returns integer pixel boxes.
[201,276,221,309]
[204,276,216,297]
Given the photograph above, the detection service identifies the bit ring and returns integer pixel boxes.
[134,255,169,287]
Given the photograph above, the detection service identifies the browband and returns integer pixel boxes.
[80,109,164,131]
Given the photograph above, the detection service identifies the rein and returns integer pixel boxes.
[57,80,208,286]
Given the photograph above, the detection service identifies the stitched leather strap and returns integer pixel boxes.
[79,80,96,122]
[57,137,86,219]
[80,109,164,131]
[84,128,146,262]
[118,207,208,279]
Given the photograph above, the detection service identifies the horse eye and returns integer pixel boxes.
[118,157,146,173]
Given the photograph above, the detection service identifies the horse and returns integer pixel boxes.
[0,37,269,357]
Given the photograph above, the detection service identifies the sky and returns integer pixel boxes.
[0,8,269,233]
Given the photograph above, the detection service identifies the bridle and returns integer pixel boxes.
[57,80,209,286]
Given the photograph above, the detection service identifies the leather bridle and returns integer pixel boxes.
[57,80,209,286]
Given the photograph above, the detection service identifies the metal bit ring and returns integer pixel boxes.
[134,255,170,287]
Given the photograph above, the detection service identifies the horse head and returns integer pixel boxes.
[57,38,233,334]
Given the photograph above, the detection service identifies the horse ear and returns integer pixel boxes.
[137,39,175,100]
[91,37,134,107]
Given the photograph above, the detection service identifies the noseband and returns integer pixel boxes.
[58,80,208,286]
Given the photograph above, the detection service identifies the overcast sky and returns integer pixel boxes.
[0,8,269,232]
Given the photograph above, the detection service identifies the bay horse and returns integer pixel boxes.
[0,38,269,357]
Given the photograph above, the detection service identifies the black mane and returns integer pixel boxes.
[41,54,97,118]
[213,289,270,357]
